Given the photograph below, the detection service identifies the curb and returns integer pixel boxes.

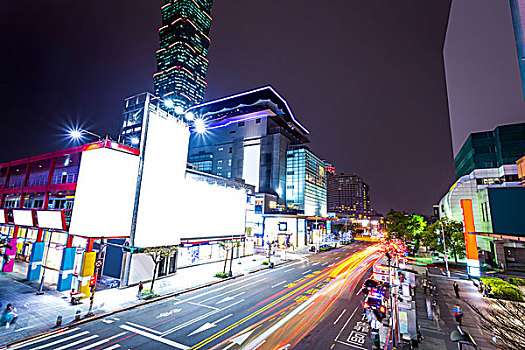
[2,260,292,348]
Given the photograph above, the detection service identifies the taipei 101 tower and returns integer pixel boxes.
[153,0,213,110]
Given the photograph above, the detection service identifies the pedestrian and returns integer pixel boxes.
[1,304,18,329]
[422,279,428,295]
[70,288,77,305]
[453,304,463,326]
[138,281,144,299]
[453,281,460,299]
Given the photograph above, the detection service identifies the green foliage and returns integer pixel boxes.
[481,277,524,301]
[215,272,229,278]
[262,261,269,265]
[508,277,525,287]
[422,217,465,263]
[386,211,426,243]
[143,245,178,292]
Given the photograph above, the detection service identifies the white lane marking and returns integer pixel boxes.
[125,321,163,335]
[282,268,294,273]
[301,269,312,275]
[271,281,286,288]
[77,338,109,350]
[223,343,236,350]
[334,309,346,325]
[199,280,261,304]
[77,331,127,350]
[157,308,182,318]
[188,302,219,310]
[111,317,120,321]
[10,328,81,349]
[335,307,358,341]
[216,292,245,304]
[29,331,90,350]
[336,339,367,350]
[312,262,320,266]
[120,325,189,349]
[187,314,233,336]
[335,257,340,260]
[105,345,121,350]
[53,335,99,350]
[322,263,328,266]
[102,319,114,324]
[162,299,245,337]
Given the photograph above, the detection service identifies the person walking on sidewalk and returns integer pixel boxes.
[138,281,144,299]
[422,279,428,295]
[453,281,460,299]
[453,304,463,326]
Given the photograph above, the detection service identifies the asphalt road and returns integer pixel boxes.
[9,242,381,350]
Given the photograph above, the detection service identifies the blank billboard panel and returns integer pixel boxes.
[0,209,5,224]
[13,210,34,227]
[37,210,65,230]
[69,147,139,238]
[134,112,189,247]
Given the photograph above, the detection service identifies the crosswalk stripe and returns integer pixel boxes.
[10,328,81,349]
[53,335,98,350]
[29,331,90,350]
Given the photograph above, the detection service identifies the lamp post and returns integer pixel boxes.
[69,128,103,141]
[439,220,451,278]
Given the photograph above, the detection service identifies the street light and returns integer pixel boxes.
[174,106,184,115]
[69,128,102,141]
[439,220,451,277]
[164,99,174,109]
[131,137,140,145]
[194,118,206,134]
[185,111,195,121]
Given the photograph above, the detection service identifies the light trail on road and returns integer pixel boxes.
[209,244,382,350]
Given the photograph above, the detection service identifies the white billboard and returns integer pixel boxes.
[243,143,260,191]
[68,147,139,238]
[133,112,189,247]
[37,210,65,230]
[0,209,5,224]
[13,209,34,227]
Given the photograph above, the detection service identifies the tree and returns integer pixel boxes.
[219,240,233,274]
[465,298,525,349]
[422,217,465,263]
[143,246,178,292]
[386,211,426,243]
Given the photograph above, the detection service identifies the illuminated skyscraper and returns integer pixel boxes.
[153,0,213,110]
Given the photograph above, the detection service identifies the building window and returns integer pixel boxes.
[256,118,261,123]
[238,121,245,127]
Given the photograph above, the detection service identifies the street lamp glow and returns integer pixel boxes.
[164,99,174,108]
[131,137,140,145]
[70,130,82,139]
[174,106,184,114]
[194,118,206,134]
[185,112,195,121]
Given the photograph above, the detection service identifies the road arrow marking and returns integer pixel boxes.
[188,314,233,336]
[216,292,245,304]
[229,329,255,346]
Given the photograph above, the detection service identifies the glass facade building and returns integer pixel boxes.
[286,146,327,217]
[154,0,213,109]
[455,123,525,179]
[326,174,371,218]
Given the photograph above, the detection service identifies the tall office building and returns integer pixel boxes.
[444,0,525,154]
[286,146,327,217]
[326,173,371,218]
[454,122,525,179]
[153,0,213,110]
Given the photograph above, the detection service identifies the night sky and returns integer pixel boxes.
[1,1,458,215]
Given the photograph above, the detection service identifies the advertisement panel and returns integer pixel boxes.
[68,147,139,238]
[133,112,189,247]
[13,209,34,227]
[0,209,5,224]
[37,210,65,230]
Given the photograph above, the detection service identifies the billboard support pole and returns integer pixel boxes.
[121,94,151,288]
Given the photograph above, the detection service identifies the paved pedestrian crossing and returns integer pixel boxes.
[9,326,122,350]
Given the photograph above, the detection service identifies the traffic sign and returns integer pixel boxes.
[89,275,97,287]
[94,259,103,268]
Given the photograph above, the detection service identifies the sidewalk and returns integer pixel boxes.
[0,251,306,346]
[413,266,495,350]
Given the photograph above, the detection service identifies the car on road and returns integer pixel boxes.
[363,292,387,320]
[361,278,381,293]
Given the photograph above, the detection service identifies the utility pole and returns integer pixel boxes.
[439,220,451,277]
